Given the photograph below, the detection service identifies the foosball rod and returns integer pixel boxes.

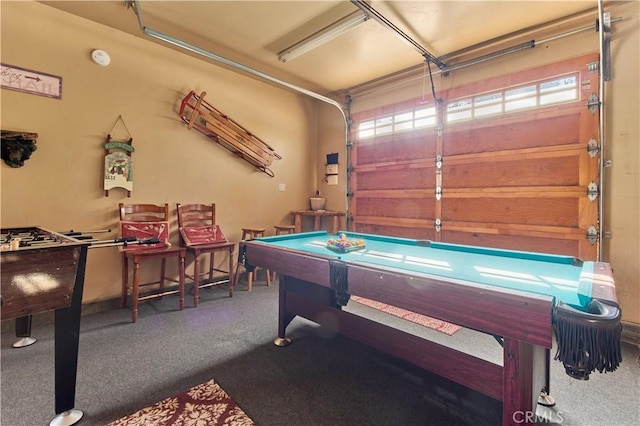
[88,237,161,249]
[60,229,112,241]
[60,229,112,236]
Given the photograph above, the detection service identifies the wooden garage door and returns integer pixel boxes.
[349,53,600,260]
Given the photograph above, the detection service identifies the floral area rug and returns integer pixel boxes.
[350,296,462,336]
[107,379,255,426]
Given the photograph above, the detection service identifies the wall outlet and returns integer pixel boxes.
[278,183,286,192]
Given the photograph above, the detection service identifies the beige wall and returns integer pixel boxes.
[602,1,640,328]
[1,1,319,303]
[316,103,349,212]
[318,2,640,325]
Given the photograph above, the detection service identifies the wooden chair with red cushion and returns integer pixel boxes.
[176,203,235,306]
[119,203,186,322]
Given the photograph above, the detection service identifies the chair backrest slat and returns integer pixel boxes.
[176,203,216,228]
[119,203,169,222]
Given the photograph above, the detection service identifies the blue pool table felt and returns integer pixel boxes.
[256,231,595,309]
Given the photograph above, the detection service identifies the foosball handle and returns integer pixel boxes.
[139,238,161,245]
[114,236,137,243]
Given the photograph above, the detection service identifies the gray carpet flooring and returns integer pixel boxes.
[1,277,639,426]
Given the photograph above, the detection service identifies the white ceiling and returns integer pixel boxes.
[41,1,603,94]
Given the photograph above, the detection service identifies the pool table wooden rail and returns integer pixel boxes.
[244,241,554,347]
[245,240,554,425]
[587,262,617,302]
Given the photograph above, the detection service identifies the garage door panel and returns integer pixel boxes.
[357,131,437,165]
[442,198,579,227]
[444,155,581,188]
[354,222,435,240]
[441,229,579,256]
[444,111,581,156]
[356,197,435,220]
[356,165,436,190]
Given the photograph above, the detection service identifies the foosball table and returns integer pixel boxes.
[1,226,162,425]
[1,226,89,426]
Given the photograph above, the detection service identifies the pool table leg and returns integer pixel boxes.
[502,338,547,425]
[274,275,294,347]
[537,348,556,407]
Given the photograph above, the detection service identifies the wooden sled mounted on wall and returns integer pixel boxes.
[179,91,282,177]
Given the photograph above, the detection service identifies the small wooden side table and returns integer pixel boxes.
[290,210,345,235]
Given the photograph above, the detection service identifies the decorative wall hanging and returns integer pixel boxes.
[104,115,134,197]
[178,91,282,177]
[1,63,62,99]
[1,130,38,168]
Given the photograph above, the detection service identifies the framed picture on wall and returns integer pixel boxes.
[1,63,62,99]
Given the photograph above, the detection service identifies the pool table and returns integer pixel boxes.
[242,231,622,426]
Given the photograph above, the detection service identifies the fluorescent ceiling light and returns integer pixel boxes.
[278,11,369,63]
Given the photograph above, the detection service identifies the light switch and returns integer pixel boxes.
[278,183,286,192]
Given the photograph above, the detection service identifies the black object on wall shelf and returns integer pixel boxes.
[1,130,38,168]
